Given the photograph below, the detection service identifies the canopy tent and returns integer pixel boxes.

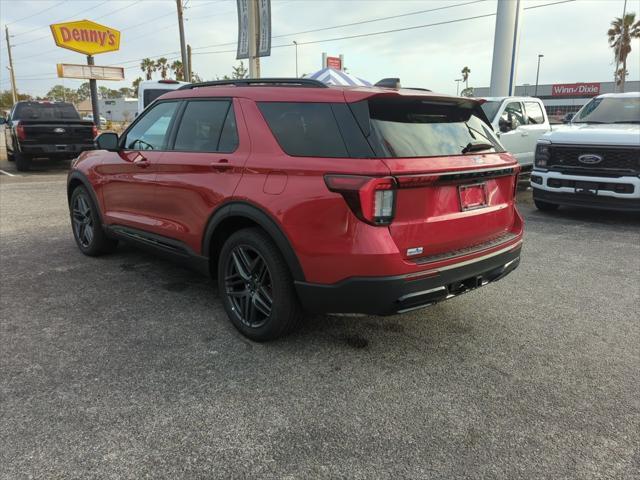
[307,68,372,87]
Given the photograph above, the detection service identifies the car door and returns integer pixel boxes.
[152,98,250,252]
[520,101,548,167]
[97,100,180,232]
[496,101,528,165]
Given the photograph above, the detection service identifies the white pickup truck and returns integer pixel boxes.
[530,92,640,212]
[480,96,551,172]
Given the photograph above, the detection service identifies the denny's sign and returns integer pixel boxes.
[50,20,120,56]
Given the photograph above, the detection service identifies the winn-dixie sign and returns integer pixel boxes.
[551,82,601,97]
[50,20,120,55]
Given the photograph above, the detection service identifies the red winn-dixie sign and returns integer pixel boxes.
[552,82,601,97]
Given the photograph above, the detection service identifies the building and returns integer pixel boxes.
[473,81,640,122]
[99,98,138,123]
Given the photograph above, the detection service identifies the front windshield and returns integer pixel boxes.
[573,96,640,124]
[480,101,502,121]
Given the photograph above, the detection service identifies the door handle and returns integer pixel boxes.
[133,153,149,168]
[520,131,529,137]
[210,158,232,171]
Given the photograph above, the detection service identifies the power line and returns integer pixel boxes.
[12,1,110,39]
[6,1,68,26]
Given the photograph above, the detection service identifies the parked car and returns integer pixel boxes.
[531,92,640,212]
[82,113,107,124]
[2,101,96,171]
[480,96,551,172]
[67,78,524,341]
[137,79,189,113]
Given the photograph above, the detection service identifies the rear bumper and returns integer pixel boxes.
[20,143,94,156]
[295,243,521,315]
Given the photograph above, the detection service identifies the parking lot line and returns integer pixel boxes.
[0,169,16,177]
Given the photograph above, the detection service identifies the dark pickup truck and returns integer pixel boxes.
[1,101,96,171]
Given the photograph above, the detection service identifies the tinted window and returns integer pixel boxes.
[367,98,503,158]
[143,89,174,108]
[124,101,178,150]
[501,102,525,127]
[525,102,545,124]
[13,102,80,120]
[258,102,348,157]
[174,100,237,152]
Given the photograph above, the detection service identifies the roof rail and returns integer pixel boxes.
[178,78,328,90]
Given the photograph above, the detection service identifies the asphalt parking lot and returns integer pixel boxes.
[1,143,639,479]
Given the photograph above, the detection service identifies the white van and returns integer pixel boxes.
[137,79,189,113]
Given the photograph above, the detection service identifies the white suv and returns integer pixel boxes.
[531,92,640,212]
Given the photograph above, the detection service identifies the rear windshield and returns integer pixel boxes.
[13,102,80,121]
[143,89,174,108]
[258,98,501,159]
[368,98,502,157]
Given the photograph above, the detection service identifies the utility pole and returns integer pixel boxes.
[5,26,18,104]
[293,40,298,77]
[87,55,100,129]
[248,0,259,78]
[187,44,192,82]
[176,0,189,83]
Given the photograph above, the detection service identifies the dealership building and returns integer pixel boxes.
[473,81,640,121]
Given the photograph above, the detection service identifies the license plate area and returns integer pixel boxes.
[458,182,488,211]
[575,181,598,195]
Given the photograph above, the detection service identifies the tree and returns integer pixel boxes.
[132,77,143,96]
[607,12,640,92]
[460,87,474,97]
[191,73,203,83]
[232,61,248,79]
[119,87,134,98]
[0,90,31,110]
[76,82,91,101]
[171,60,184,81]
[156,57,169,79]
[461,66,471,88]
[46,85,78,103]
[140,58,156,80]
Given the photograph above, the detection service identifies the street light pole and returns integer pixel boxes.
[455,78,462,96]
[534,54,544,97]
[293,41,298,77]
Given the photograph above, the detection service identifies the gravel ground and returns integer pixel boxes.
[1,148,639,479]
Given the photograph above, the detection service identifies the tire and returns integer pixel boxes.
[69,186,118,256]
[15,153,31,171]
[534,199,560,211]
[218,227,302,341]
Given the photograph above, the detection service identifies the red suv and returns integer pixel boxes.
[68,78,523,341]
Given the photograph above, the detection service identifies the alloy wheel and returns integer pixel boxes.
[72,193,94,248]
[225,245,273,328]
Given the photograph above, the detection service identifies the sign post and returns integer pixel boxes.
[50,19,121,128]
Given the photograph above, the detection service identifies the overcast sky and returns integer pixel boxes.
[1,0,638,97]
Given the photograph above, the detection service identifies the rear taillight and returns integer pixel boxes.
[16,122,27,141]
[324,175,396,225]
[91,124,98,138]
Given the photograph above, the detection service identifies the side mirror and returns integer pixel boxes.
[96,132,119,151]
[498,117,512,133]
[562,112,575,124]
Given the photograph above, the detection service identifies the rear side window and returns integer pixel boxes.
[258,102,348,157]
[13,102,80,120]
[174,100,238,152]
[143,89,173,108]
[367,98,503,158]
[525,102,545,124]
[124,101,178,150]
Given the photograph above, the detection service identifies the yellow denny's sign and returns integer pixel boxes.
[50,20,120,56]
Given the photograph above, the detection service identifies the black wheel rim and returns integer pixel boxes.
[225,245,273,328]
[72,193,94,248]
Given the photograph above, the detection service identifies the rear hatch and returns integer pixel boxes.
[14,101,95,145]
[354,94,520,262]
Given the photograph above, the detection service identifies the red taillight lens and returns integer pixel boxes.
[91,124,98,138]
[16,122,27,141]
[324,175,396,225]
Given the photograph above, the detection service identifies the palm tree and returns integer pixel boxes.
[132,77,143,96]
[140,58,156,80]
[461,66,471,88]
[170,60,184,81]
[156,57,169,80]
[607,13,640,92]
